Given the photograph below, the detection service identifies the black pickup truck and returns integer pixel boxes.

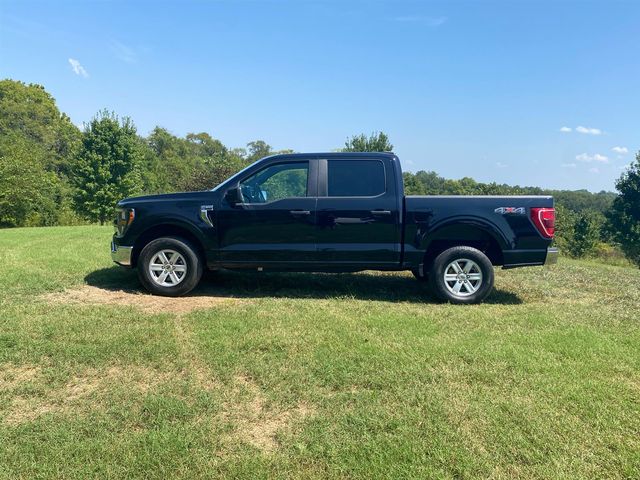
[111,152,557,304]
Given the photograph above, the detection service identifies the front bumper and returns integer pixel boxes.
[111,241,133,266]
[544,247,559,265]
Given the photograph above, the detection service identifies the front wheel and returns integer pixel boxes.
[137,237,203,297]
[428,246,494,304]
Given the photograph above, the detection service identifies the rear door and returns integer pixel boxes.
[315,158,401,266]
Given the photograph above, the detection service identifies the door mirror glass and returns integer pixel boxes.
[224,187,243,206]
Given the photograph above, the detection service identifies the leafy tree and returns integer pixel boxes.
[343,132,393,152]
[552,204,575,253]
[566,212,601,258]
[0,135,62,227]
[144,128,248,192]
[403,172,427,195]
[246,140,273,163]
[606,152,640,266]
[0,80,80,226]
[0,80,80,167]
[72,111,143,224]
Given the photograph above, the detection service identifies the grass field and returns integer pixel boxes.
[0,226,638,479]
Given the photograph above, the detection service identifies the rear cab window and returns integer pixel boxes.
[327,160,386,197]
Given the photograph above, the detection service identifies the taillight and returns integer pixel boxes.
[530,207,555,238]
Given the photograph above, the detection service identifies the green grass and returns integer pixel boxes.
[0,226,638,479]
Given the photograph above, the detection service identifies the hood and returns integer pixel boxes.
[118,191,213,206]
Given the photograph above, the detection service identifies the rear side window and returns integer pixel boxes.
[327,160,386,197]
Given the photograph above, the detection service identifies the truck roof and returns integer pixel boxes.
[263,152,397,161]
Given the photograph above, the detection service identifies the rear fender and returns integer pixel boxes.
[419,215,511,251]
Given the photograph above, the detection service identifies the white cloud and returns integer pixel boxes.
[589,167,600,174]
[576,153,609,163]
[561,163,577,168]
[110,40,137,63]
[496,162,508,168]
[575,125,602,135]
[68,58,88,78]
[612,146,628,154]
[393,15,447,26]
[559,126,572,133]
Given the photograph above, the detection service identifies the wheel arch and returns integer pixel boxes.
[131,222,206,267]
[419,221,505,269]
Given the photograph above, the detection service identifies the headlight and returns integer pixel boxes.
[114,208,135,237]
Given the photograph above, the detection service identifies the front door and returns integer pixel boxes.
[217,159,318,266]
[315,158,401,266]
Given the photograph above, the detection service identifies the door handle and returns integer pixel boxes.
[290,210,311,216]
[370,210,392,215]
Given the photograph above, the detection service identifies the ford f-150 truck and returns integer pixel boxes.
[111,152,557,304]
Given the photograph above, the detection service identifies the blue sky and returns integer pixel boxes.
[1,0,638,192]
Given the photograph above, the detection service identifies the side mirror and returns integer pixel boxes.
[224,187,243,206]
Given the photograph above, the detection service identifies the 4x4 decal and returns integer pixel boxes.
[494,207,526,215]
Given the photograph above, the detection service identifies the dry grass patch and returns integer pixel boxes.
[1,363,42,390]
[2,364,172,425]
[224,374,315,453]
[42,285,239,315]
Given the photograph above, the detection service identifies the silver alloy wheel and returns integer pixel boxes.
[148,249,187,287]
[443,258,483,297]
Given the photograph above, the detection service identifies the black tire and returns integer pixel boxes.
[428,246,494,304]
[137,237,203,297]
[412,268,428,282]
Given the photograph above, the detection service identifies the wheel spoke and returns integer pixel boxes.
[443,258,484,297]
[148,249,189,287]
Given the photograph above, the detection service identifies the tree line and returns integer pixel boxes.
[1,79,638,266]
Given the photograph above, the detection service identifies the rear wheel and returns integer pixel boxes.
[137,237,203,297]
[429,246,494,304]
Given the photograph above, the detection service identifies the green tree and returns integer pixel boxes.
[0,80,81,171]
[144,128,248,192]
[343,132,393,152]
[246,140,273,163]
[0,79,80,226]
[0,136,63,227]
[72,111,143,224]
[553,204,576,253]
[402,172,427,195]
[606,152,640,266]
[566,212,601,258]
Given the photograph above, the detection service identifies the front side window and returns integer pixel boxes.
[328,160,386,197]
[239,162,308,203]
